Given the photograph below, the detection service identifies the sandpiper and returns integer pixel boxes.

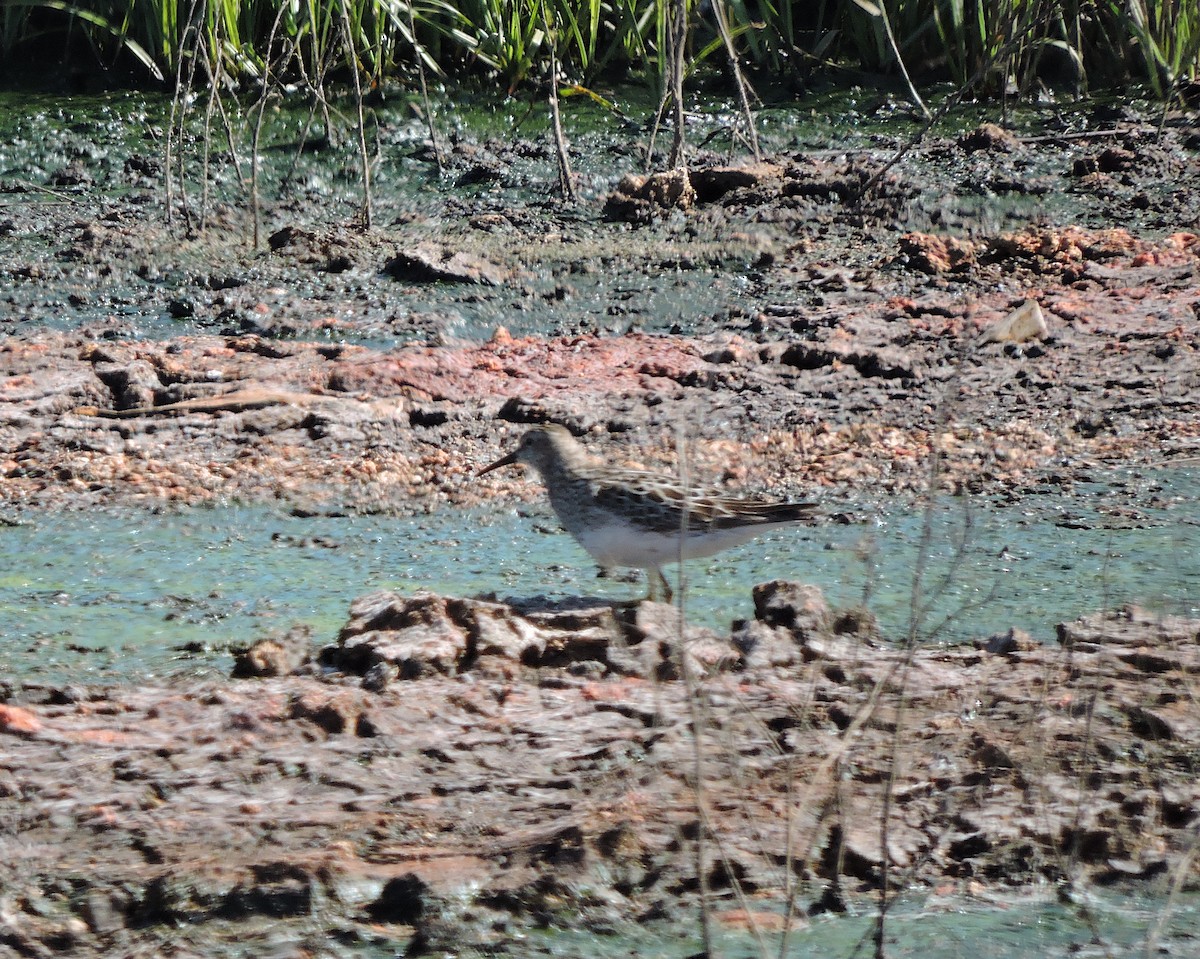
[478,423,816,601]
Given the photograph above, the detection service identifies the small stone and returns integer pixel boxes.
[362,660,399,692]
[231,625,313,678]
[979,300,1049,344]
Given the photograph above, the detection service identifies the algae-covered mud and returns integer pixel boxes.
[2,86,1200,956]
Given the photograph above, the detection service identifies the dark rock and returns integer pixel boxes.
[223,862,315,918]
[780,340,920,380]
[368,873,428,923]
[409,405,449,427]
[977,627,1038,657]
[1122,705,1176,741]
[831,606,879,641]
[362,660,399,692]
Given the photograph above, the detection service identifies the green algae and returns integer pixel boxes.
[2,467,1196,686]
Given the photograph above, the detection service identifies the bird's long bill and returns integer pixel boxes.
[477,449,519,477]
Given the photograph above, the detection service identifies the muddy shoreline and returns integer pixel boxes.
[3,596,1199,956]
[2,101,1200,955]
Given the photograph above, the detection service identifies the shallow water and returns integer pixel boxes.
[3,466,1196,686]
[207,887,1200,958]
[528,888,1200,959]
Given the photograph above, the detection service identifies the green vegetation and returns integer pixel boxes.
[3,0,1199,100]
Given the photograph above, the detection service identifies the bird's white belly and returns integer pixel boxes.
[569,520,784,568]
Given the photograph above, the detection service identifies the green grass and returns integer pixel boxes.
[2,1,1197,100]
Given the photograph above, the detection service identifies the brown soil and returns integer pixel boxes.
[2,106,1200,955]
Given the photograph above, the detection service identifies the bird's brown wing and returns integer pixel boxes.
[588,468,816,533]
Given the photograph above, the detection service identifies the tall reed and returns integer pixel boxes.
[3,0,1197,98]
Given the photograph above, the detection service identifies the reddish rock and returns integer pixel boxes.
[899,232,977,273]
[0,703,41,735]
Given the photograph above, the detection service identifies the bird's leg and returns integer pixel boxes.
[648,567,673,604]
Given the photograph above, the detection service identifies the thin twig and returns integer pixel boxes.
[338,0,373,229]
[711,0,760,159]
[164,0,203,226]
[874,0,929,118]
[199,33,220,232]
[250,6,291,250]
[407,0,444,174]
[542,10,576,202]
[673,427,714,959]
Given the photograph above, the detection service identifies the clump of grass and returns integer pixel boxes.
[3,0,1198,99]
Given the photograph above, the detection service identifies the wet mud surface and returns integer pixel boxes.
[3,98,1200,954]
[4,596,1200,956]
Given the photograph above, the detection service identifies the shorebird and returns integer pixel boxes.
[478,423,816,602]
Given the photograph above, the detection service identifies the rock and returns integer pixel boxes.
[79,888,130,934]
[362,660,399,692]
[688,162,784,202]
[979,300,1049,344]
[367,873,428,923]
[231,625,313,678]
[1071,147,1137,177]
[288,689,372,735]
[971,732,1017,769]
[958,123,1019,153]
[327,591,470,678]
[92,358,162,410]
[779,340,921,380]
[1122,705,1176,741]
[519,604,621,668]
[831,606,879,642]
[223,862,316,918]
[383,242,509,286]
[611,602,736,678]
[732,619,801,669]
[898,232,977,273]
[0,703,41,736]
[752,581,830,637]
[449,595,554,664]
[326,591,625,678]
[604,169,696,221]
[976,626,1038,656]
[1056,605,1199,658]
